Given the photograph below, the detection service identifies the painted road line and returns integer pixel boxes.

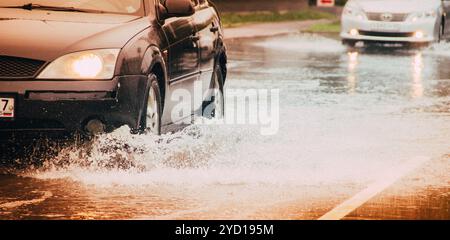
[318,156,430,220]
[0,191,53,209]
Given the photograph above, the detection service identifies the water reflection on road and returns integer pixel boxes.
[0,33,449,219]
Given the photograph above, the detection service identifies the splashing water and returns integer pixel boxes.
[253,33,346,53]
[15,34,450,190]
[0,34,447,220]
[424,41,450,59]
[23,121,260,186]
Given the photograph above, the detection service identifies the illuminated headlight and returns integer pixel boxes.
[343,4,367,20]
[407,10,437,22]
[37,49,120,80]
[414,31,425,39]
[350,29,359,36]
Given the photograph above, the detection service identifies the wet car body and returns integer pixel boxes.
[0,0,227,136]
[341,0,450,46]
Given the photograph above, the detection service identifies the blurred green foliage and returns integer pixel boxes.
[307,20,341,33]
[221,9,337,28]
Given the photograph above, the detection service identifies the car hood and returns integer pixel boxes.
[350,0,441,13]
[0,9,150,61]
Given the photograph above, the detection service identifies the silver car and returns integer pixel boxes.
[341,0,450,47]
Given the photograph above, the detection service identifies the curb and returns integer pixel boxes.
[223,19,334,40]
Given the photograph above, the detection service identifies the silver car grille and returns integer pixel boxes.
[366,12,408,22]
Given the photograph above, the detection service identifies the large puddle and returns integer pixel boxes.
[1,33,449,219]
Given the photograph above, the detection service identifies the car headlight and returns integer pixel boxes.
[343,4,367,20]
[407,10,437,22]
[37,49,120,80]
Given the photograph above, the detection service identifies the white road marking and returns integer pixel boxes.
[0,191,53,209]
[318,157,430,220]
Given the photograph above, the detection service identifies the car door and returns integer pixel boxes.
[159,0,200,124]
[191,1,218,105]
[442,0,450,38]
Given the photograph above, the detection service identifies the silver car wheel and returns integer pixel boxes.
[212,70,224,119]
[146,85,160,134]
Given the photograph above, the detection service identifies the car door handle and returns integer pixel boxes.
[190,35,200,42]
[210,26,219,33]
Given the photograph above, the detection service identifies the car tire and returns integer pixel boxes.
[438,23,444,43]
[138,74,162,135]
[202,64,225,119]
[342,39,356,48]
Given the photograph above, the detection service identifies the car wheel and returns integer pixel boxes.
[342,39,356,48]
[342,40,357,50]
[139,74,162,135]
[203,64,224,119]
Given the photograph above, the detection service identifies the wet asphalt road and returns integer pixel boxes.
[0,33,449,220]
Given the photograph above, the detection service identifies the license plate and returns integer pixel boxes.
[0,97,15,118]
[370,22,400,32]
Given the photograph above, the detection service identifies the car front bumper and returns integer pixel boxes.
[0,75,148,134]
[340,16,438,43]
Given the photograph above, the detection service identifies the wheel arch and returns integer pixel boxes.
[442,15,446,35]
[141,45,168,111]
[148,62,166,111]
[216,46,228,84]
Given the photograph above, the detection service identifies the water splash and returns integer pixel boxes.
[23,122,266,186]
[15,35,450,189]
[253,33,346,53]
[423,41,450,58]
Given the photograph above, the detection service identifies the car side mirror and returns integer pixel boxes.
[159,0,195,19]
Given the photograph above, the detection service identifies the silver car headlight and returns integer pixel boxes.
[343,4,367,20]
[406,10,437,22]
[37,49,120,80]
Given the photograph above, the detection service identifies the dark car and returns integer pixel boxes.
[0,0,227,136]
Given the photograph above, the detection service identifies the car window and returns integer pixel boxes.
[159,0,197,6]
[0,0,144,15]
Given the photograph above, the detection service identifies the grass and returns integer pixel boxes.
[220,9,337,28]
[306,20,341,33]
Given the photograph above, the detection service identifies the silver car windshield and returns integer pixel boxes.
[0,0,144,15]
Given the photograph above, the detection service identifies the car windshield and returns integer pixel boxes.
[0,0,144,15]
